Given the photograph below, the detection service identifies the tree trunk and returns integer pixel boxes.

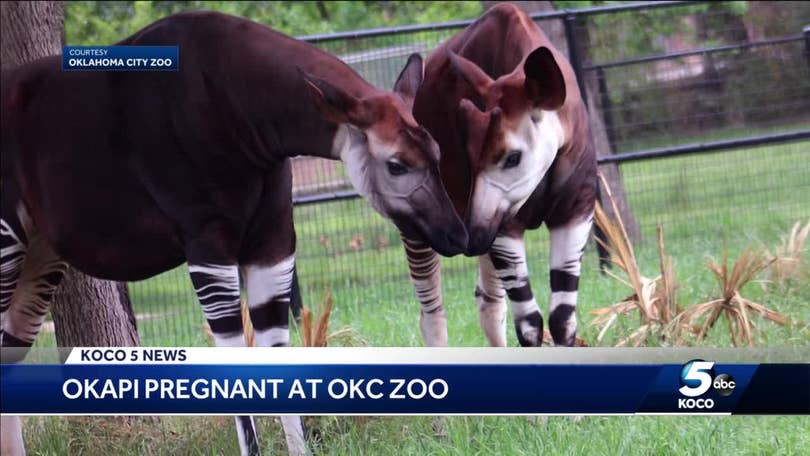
[575,15,641,241]
[0,0,139,348]
[482,1,641,241]
[51,270,139,346]
[0,2,64,66]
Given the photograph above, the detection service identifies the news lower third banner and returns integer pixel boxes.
[62,46,179,71]
[1,348,808,415]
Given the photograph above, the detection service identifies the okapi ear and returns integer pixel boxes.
[298,67,370,127]
[523,47,566,111]
[393,53,423,99]
[458,98,501,166]
[447,49,493,97]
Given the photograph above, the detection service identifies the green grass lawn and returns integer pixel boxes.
[24,140,810,454]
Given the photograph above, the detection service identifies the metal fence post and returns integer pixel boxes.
[563,12,589,106]
[595,65,618,152]
[804,25,810,74]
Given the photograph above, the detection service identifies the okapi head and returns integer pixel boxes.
[449,46,567,254]
[300,54,468,256]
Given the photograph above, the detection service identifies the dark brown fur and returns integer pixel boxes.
[2,11,465,282]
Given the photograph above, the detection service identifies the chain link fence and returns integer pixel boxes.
[69,1,808,347]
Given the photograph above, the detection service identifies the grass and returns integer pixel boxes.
[24,139,810,453]
[614,118,810,153]
[21,415,810,455]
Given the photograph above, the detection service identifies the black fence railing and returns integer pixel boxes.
[583,34,805,71]
[596,129,810,164]
[296,1,694,43]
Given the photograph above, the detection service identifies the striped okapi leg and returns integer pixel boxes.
[1,216,28,338]
[1,231,66,360]
[1,204,65,456]
[402,236,447,346]
[488,234,544,347]
[187,263,260,456]
[547,212,593,346]
[475,254,507,346]
[243,255,305,456]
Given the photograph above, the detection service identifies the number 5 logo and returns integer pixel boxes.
[679,361,715,397]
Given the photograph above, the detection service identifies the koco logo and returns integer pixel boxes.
[677,360,736,410]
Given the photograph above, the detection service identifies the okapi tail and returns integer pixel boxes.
[593,181,612,273]
[289,263,302,323]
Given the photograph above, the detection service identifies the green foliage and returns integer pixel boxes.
[64,1,484,45]
[553,1,752,61]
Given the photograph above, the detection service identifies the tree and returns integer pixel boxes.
[0,1,139,348]
[62,1,485,45]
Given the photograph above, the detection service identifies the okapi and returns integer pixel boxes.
[403,3,597,348]
[0,11,467,456]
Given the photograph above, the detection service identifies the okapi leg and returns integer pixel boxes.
[547,213,593,346]
[488,234,544,347]
[0,414,25,456]
[242,255,295,347]
[243,255,305,456]
[475,254,507,347]
[402,235,447,346]
[1,216,28,335]
[187,263,259,456]
[188,263,245,347]
[1,232,66,361]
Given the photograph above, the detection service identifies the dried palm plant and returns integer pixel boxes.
[680,247,788,346]
[297,290,368,348]
[589,173,687,346]
[205,292,367,347]
[541,329,589,347]
[763,220,810,290]
[300,291,333,347]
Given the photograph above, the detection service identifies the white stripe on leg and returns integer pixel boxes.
[548,213,593,346]
[3,235,65,347]
[402,237,447,347]
[281,415,306,456]
[243,255,295,347]
[1,415,24,456]
[488,235,543,347]
[243,257,304,454]
[476,254,507,347]
[188,263,257,454]
[189,263,244,345]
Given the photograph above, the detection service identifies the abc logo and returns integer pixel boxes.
[677,360,736,409]
[713,373,736,397]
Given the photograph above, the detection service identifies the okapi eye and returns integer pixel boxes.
[504,151,522,169]
[387,160,408,176]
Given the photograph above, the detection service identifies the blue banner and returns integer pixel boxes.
[62,46,179,71]
[2,363,806,415]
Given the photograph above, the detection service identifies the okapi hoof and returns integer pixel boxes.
[514,311,544,347]
[549,304,577,347]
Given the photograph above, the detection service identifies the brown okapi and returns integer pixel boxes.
[402,3,596,348]
[0,11,466,456]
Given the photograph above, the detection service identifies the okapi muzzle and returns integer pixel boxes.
[381,165,468,257]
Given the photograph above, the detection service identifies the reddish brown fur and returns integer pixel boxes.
[414,3,596,243]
